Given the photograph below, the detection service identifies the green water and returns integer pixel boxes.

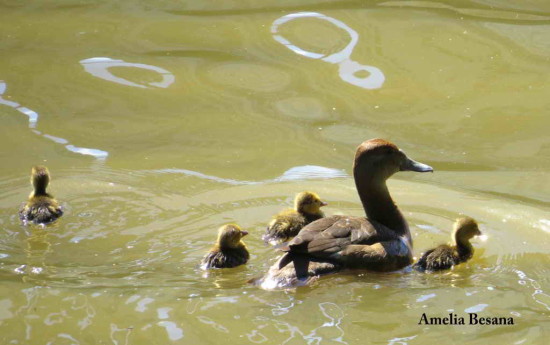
[0,1,549,344]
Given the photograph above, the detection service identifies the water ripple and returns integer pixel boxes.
[0,80,108,159]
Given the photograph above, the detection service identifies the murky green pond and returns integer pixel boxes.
[1,0,549,344]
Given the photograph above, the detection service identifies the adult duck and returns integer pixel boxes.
[257,139,433,287]
[414,217,481,271]
[19,165,63,225]
[263,191,327,245]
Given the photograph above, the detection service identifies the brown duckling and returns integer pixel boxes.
[201,224,250,269]
[257,139,433,288]
[19,166,63,225]
[263,191,327,245]
[414,217,482,271]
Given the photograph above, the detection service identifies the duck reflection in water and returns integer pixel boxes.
[255,139,433,289]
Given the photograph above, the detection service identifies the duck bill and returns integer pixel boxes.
[320,201,328,207]
[241,230,249,237]
[401,157,433,173]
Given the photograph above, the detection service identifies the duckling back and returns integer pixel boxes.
[19,166,63,225]
[413,245,461,271]
[201,245,249,269]
[263,209,310,244]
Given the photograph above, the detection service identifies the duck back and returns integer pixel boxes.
[19,195,63,224]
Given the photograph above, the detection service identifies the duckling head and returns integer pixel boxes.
[453,217,482,242]
[354,139,433,180]
[216,224,248,249]
[294,191,327,215]
[31,165,51,195]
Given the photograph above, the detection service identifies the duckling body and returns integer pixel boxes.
[257,139,433,287]
[201,224,250,269]
[19,166,63,225]
[414,217,481,271]
[263,192,326,244]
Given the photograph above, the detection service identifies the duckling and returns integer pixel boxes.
[201,224,250,269]
[19,166,63,225]
[263,191,327,245]
[414,217,482,271]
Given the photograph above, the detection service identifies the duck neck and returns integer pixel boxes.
[219,241,245,251]
[33,186,47,196]
[300,209,324,222]
[454,236,473,259]
[355,173,409,237]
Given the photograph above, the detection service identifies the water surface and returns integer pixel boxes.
[0,1,549,344]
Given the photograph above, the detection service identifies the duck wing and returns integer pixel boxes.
[285,215,382,258]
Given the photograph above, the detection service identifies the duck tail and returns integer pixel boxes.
[278,252,293,269]
[277,252,309,279]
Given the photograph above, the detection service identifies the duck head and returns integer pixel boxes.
[31,165,51,196]
[294,191,327,215]
[352,139,433,235]
[217,224,248,249]
[453,217,482,242]
[354,139,433,181]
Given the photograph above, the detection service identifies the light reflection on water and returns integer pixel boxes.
[272,12,385,90]
[0,80,108,159]
[80,57,175,89]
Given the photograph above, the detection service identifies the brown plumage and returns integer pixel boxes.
[414,217,481,271]
[257,139,433,288]
[262,191,327,245]
[19,166,63,225]
[201,224,250,269]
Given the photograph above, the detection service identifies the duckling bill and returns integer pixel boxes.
[414,217,482,271]
[19,166,63,225]
[263,191,327,245]
[201,224,250,269]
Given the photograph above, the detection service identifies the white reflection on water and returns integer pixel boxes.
[416,293,436,302]
[149,165,347,185]
[110,323,133,345]
[272,12,385,90]
[157,321,184,341]
[247,302,348,344]
[464,303,488,313]
[157,307,172,319]
[388,335,417,345]
[80,57,175,89]
[513,268,550,311]
[197,315,230,333]
[304,302,347,345]
[0,80,109,159]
